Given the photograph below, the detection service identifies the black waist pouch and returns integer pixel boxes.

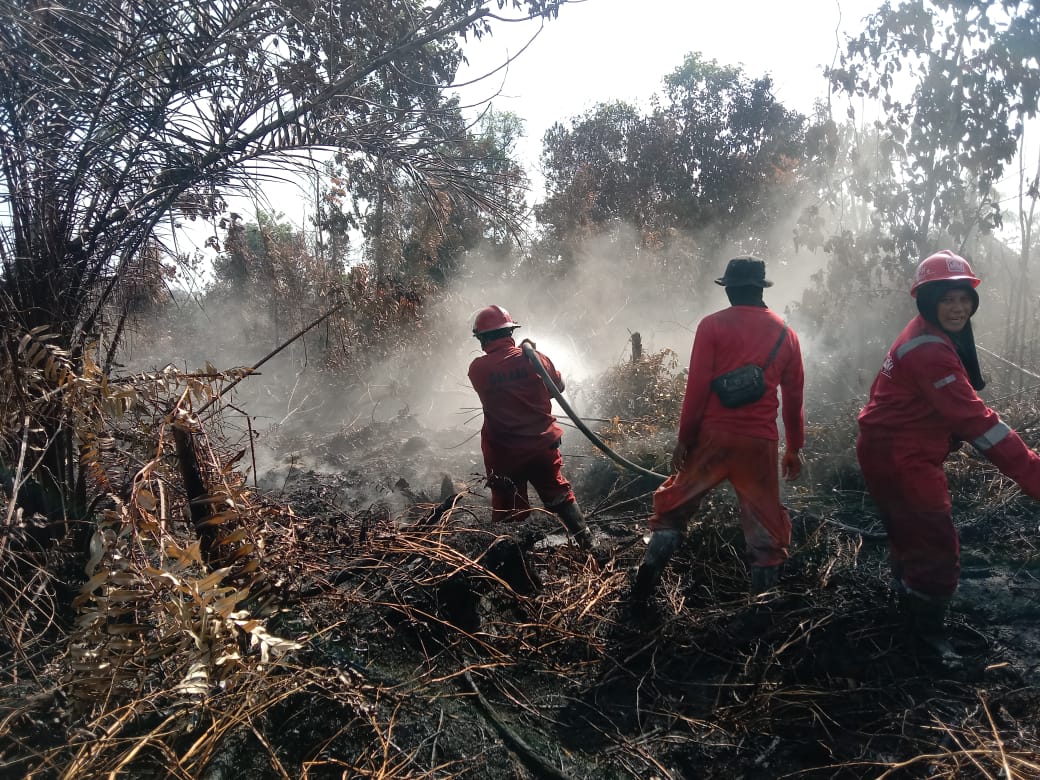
[709,323,787,409]
[710,365,767,408]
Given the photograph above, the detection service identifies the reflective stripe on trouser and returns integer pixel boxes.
[856,434,960,599]
[650,429,790,568]
[484,445,574,521]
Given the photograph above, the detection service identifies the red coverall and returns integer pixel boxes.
[858,315,1040,598]
[468,336,575,519]
[652,306,805,567]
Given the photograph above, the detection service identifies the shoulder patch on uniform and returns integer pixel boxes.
[895,334,946,360]
[880,353,895,378]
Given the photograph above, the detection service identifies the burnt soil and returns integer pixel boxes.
[243,412,1040,779]
[2,410,1037,779]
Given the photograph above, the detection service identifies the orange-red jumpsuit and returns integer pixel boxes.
[858,315,1040,598]
[468,336,575,519]
[651,306,805,567]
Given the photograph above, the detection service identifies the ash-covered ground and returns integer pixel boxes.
[240,406,1040,779]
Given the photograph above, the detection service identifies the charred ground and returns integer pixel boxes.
[2,378,1039,779]
[259,407,1040,779]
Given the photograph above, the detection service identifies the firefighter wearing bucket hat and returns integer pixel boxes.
[857,250,1040,662]
[630,257,806,604]
[467,305,592,549]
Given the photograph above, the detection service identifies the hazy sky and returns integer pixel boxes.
[453,0,886,192]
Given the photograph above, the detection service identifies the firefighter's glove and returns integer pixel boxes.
[520,338,537,351]
[782,448,803,481]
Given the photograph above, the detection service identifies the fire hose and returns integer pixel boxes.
[522,342,669,484]
[522,342,889,540]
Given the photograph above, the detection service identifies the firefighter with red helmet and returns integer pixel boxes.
[467,305,592,548]
[858,250,1040,659]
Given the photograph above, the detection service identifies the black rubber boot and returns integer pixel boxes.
[629,530,681,604]
[900,592,962,667]
[555,501,592,550]
[749,564,780,595]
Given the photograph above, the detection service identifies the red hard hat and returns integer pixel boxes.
[472,305,520,336]
[909,250,981,297]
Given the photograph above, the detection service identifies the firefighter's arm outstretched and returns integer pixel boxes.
[911,345,1040,498]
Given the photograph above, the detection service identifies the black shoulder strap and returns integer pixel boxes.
[762,323,788,369]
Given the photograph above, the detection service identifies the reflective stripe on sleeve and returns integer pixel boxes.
[973,421,1011,451]
[896,334,946,359]
[933,374,956,389]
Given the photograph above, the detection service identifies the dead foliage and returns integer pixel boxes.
[585,347,687,441]
[2,333,1040,778]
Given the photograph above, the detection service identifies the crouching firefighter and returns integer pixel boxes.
[467,305,592,549]
[630,257,805,604]
[857,250,1040,661]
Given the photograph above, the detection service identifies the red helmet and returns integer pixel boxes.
[909,250,981,297]
[472,305,519,336]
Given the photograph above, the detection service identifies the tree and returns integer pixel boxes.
[825,0,1040,269]
[314,103,529,283]
[534,55,807,285]
[0,0,568,527]
[656,53,807,247]
[793,0,1040,368]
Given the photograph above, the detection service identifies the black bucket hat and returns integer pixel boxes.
[714,256,773,288]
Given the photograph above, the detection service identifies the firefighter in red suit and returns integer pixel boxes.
[857,250,1040,657]
[468,305,592,549]
[630,257,805,602]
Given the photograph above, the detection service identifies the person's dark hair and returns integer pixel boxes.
[915,280,985,390]
[478,327,517,346]
[725,285,766,307]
